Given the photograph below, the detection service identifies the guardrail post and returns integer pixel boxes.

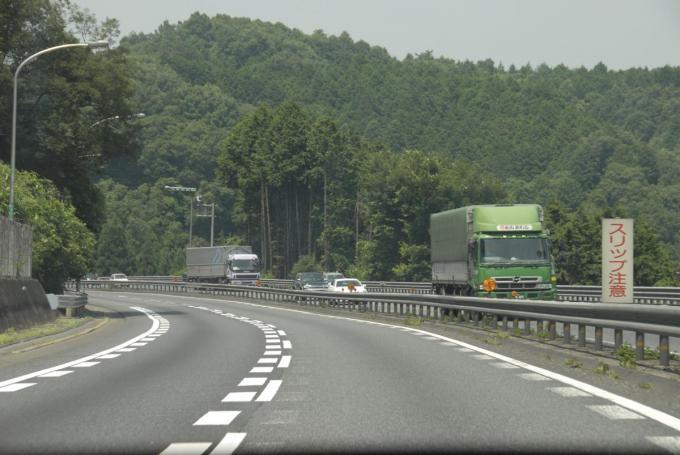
[491,315,498,330]
[548,321,556,340]
[614,329,623,351]
[659,335,670,367]
[536,320,543,334]
[457,310,464,323]
[563,323,571,344]
[594,327,603,350]
[501,316,508,331]
[635,332,645,361]
[523,319,531,335]
[578,325,586,347]
[512,318,518,331]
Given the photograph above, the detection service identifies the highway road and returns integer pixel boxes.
[1,291,680,453]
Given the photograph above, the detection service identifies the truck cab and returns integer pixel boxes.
[471,233,555,299]
[431,204,556,300]
[227,253,260,285]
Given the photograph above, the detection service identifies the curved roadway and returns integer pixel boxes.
[1,291,679,453]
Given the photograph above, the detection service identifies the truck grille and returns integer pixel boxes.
[493,276,541,290]
[235,274,259,279]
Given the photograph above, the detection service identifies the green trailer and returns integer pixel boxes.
[430,204,556,299]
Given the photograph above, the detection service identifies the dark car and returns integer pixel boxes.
[294,272,327,291]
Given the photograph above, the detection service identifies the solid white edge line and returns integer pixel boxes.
[144,292,680,434]
[0,383,37,392]
[0,306,160,388]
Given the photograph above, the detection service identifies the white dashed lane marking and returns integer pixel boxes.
[0,307,165,393]
[222,391,257,402]
[38,370,73,378]
[160,442,212,455]
[263,350,282,356]
[282,340,292,349]
[239,377,267,387]
[519,373,552,381]
[97,354,121,359]
[211,432,247,455]
[193,411,241,426]
[647,436,680,454]
[549,387,592,398]
[256,380,282,402]
[257,358,278,364]
[250,366,273,373]
[277,330,286,336]
[587,405,645,420]
[277,356,292,368]
[73,361,100,368]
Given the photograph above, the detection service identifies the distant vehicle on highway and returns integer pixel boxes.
[110,273,129,281]
[328,278,366,293]
[323,272,344,287]
[294,272,327,291]
[186,245,260,284]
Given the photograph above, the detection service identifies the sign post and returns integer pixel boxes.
[602,218,634,303]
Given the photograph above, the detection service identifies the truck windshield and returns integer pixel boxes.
[231,259,259,271]
[479,238,549,264]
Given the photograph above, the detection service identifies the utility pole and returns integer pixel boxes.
[196,198,216,247]
[163,185,197,247]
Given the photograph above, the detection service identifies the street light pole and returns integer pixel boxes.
[8,41,109,221]
[210,203,215,247]
[89,112,145,127]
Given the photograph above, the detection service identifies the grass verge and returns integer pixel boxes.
[0,316,92,347]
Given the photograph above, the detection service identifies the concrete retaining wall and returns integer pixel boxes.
[0,216,32,278]
[0,278,55,332]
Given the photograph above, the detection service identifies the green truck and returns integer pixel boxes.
[430,204,556,299]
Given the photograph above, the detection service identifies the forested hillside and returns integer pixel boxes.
[94,12,680,284]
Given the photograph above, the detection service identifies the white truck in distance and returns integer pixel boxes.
[185,246,260,284]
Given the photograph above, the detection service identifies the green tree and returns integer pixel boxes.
[0,162,94,292]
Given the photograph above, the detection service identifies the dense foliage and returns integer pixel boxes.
[0,0,140,232]
[4,8,679,285]
[0,162,94,292]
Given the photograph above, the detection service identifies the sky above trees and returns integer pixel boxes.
[74,0,680,70]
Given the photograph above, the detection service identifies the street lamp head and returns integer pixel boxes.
[87,41,110,50]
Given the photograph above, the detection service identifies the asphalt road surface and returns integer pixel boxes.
[1,291,680,454]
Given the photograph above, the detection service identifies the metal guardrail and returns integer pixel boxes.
[46,292,88,317]
[261,279,680,304]
[74,279,680,367]
[122,277,680,304]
